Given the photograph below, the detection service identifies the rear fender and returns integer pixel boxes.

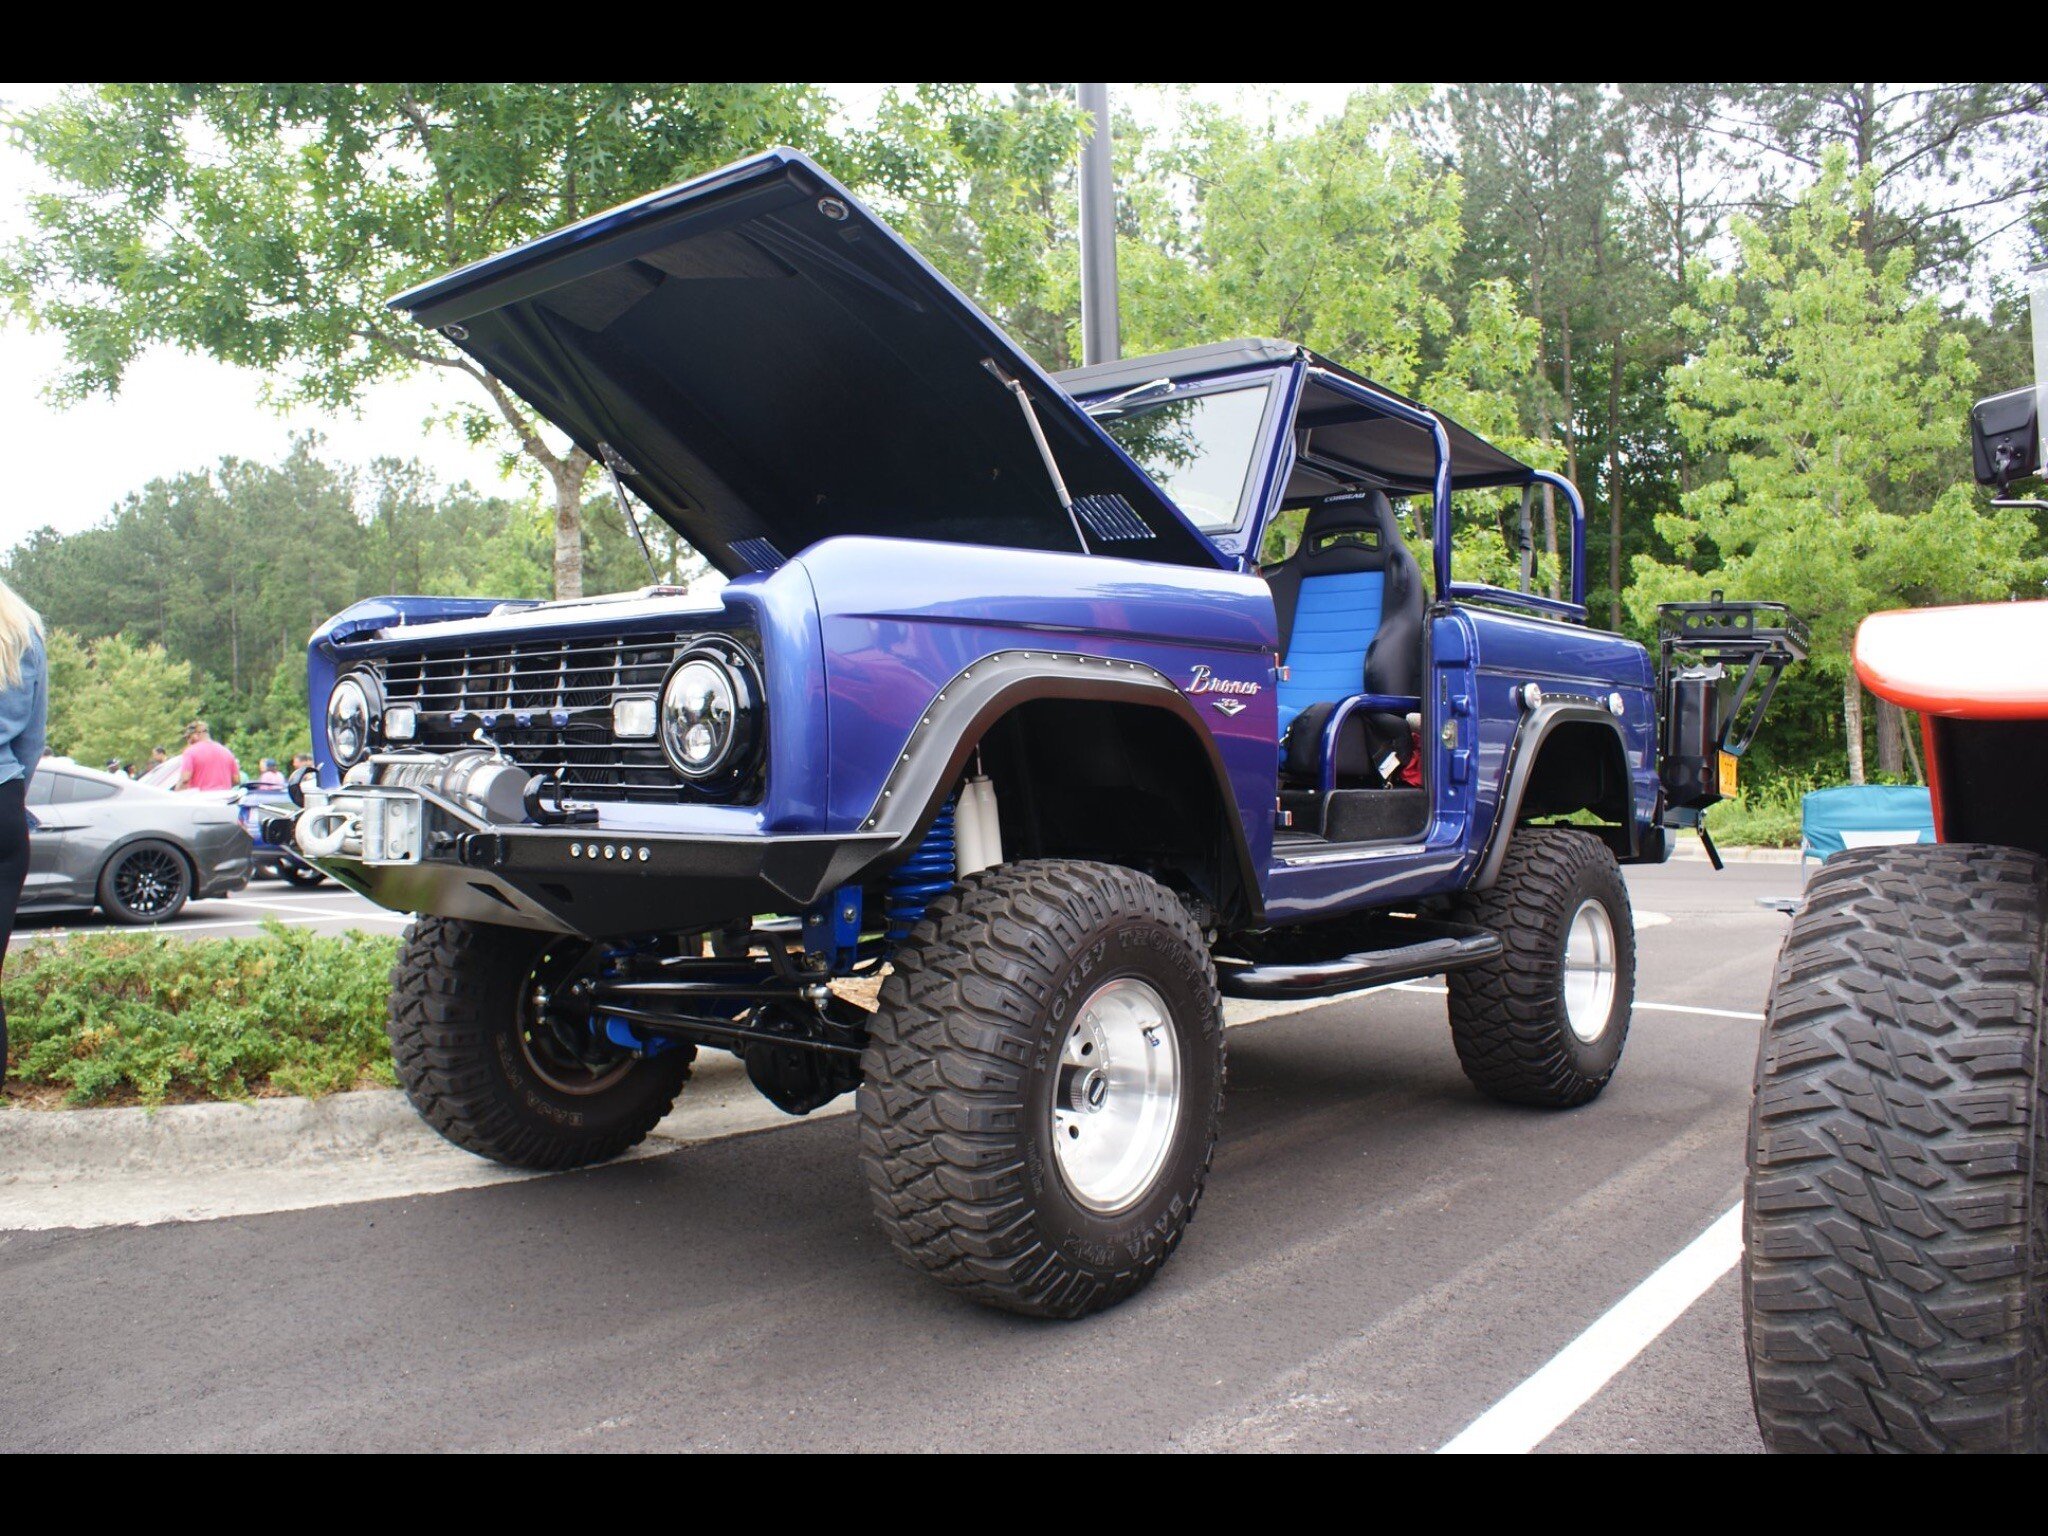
[1472,703,1635,889]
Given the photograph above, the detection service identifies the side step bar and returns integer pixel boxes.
[1215,919,1503,1001]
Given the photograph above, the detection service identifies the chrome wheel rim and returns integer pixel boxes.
[1563,899,1618,1044]
[115,847,184,917]
[1050,977,1182,1214]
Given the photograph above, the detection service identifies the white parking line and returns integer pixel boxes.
[213,898,411,924]
[1437,1202,1743,1453]
[1390,980,1764,1023]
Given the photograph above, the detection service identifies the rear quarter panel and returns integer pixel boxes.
[1463,606,1659,841]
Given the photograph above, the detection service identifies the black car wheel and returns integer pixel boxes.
[278,856,327,887]
[98,840,192,925]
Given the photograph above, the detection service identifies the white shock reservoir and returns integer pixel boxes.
[956,774,1003,876]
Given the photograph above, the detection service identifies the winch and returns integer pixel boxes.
[294,749,539,863]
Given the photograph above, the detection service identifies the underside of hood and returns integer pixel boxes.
[391,149,1226,575]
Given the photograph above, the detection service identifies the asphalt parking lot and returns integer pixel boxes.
[0,856,1796,1452]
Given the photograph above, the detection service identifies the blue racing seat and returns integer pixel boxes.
[1266,492,1424,786]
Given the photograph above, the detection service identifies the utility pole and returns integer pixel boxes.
[1077,82,1120,366]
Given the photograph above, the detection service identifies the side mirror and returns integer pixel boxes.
[1971,386,2039,492]
[286,765,311,807]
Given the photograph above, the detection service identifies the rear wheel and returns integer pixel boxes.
[1446,828,1635,1107]
[858,860,1226,1318]
[98,840,191,925]
[387,917,692,1170]
[1746,844,2048,1452]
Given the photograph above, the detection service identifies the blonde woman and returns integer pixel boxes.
[0,575,46,1076]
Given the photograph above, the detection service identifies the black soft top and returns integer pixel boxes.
[1058,339,1534,494]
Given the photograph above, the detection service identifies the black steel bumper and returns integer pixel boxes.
[293,785,891,937]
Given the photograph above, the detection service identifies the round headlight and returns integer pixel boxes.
[660,651,756,780]
[327,674,375,768]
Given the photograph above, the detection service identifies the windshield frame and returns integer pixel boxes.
[1081,372,1288,546]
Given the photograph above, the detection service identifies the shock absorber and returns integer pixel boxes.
[885,797,956,944]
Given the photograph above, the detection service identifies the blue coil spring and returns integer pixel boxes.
[885,798,956,943]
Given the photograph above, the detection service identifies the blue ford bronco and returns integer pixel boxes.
[285,149,1802,1318]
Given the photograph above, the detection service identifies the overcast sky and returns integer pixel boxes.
[0,82,1366,556]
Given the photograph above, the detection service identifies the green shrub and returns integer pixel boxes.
[1704,773,1818,849]
[2,923,400,1106]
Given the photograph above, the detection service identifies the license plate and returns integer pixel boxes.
[1717,750,1739,798]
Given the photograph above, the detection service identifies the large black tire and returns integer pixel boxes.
[1745,844,2048,1453]
[97,839,192,925]
[858,860,1227,1318]
[1446,827,1635,1107]
[387,917,692,1171]
[277,856,327,887]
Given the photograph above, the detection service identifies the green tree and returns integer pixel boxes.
[3,83,831,599]
[1629,150,2038,782]
[1080,90,1542,571]
[43,631,204,771]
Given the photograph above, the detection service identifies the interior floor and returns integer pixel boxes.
[1280,787,1430,847]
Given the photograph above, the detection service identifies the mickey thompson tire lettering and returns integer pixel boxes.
[1745,845,2048,1452]
[1447,827,1635,1107]
[857,860,1227,1318]
[387,917,692,1171]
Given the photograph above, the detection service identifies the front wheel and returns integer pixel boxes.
[858,860,1226,1318]
[1745,844,2048,1452]
[98,840,192,925]
[1447,828,1635,1107]
[387,917,692,1170]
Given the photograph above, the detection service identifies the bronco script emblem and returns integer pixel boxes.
[1188,664,1260,716]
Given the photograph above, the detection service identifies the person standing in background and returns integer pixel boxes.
[255,757,284,788]
[0,575,48,1077]
[175,720,239,791]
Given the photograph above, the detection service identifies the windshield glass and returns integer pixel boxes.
[1092,384,1270,530]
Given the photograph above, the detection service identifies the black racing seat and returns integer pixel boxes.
[1265,491,1424,788]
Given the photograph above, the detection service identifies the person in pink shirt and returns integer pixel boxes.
[176,719,241,791]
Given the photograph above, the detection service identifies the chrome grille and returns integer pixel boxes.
[372,632,698,803]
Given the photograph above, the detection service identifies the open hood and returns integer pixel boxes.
[391,149,1226,575]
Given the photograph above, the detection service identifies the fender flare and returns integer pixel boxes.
[1472,702,1634,890]
[845,648,1263,918]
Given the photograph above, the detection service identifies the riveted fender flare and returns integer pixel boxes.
[843,648,1264,919]
[1471,702,1635,891]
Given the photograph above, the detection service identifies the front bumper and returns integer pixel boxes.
[293,783,890,937]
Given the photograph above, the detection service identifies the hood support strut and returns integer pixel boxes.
[981,359,1091,555]
[598,442,662,586]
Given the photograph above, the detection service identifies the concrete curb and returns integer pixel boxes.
[0,995,1336,1231]
[1666,843,1802,865]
